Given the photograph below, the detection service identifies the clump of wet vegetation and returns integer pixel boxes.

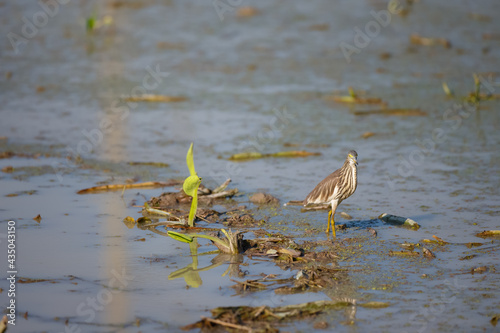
[182,299,388,332]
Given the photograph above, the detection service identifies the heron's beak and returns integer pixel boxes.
[350,156,358,166]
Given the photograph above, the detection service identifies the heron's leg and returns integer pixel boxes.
[330,200,339,237]
[326,210,332,233]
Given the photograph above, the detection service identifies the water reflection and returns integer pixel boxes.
[129,217,244,288]
[169,240,203,288]
[94,2,132,325]
[124,217,377,327]
[168,239,244,288]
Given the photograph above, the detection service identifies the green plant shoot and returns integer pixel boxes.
[86,15,96,32]
[167,231,194,243]
[186,142,196,176]
[183,143,202,227]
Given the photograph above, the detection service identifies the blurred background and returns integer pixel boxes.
[1,1,499,332]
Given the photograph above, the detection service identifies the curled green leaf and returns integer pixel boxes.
[183,175,202,196]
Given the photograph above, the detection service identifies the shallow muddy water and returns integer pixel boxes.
[1,1,499,332]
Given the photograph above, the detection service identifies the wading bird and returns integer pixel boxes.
[304,150,358,237]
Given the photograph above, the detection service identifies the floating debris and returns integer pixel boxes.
[123,94,187,103]
[183,300,340,331]
[308,23,329,31]
[283,142,330,149]
[491,314,500,327]
[471,266,488,274]
[230,279,268,292]
[359,301,390,309]
[422,247,436,259]
[466,242,483,248]
[33,214,42,223]
[410,33,451,48]
[361,131,376,139]
[228,150,321,161]
[183,299,388,331]
[142,202,178,218]
[0,151,15,159]
[476,230,500,239]
[156,41,185,50]
[0,315,7,333]
[459,255,477,261]
[379,52,392,60]
[389,250,420,257]
[379,213,420,230]
[18,277,58,284]
[482,33,500,41]
[421,235,448,246]
[122,216,136,229]
[468,13,491,22]
[236,6,260,18]
[1,166,13,173]
[353,108,427,116]
[77,180,179,194]
[442,82,453,97]
[399,242,418,251]
[127,161,169,167]
[213,178,231,194]
[457,73,500,104]
[432,235,448,245]
[5,190,38,197]
[326,87,385,105]
[278,248,302,258]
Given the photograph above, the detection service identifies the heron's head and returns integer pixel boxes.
[347,150,358,167]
